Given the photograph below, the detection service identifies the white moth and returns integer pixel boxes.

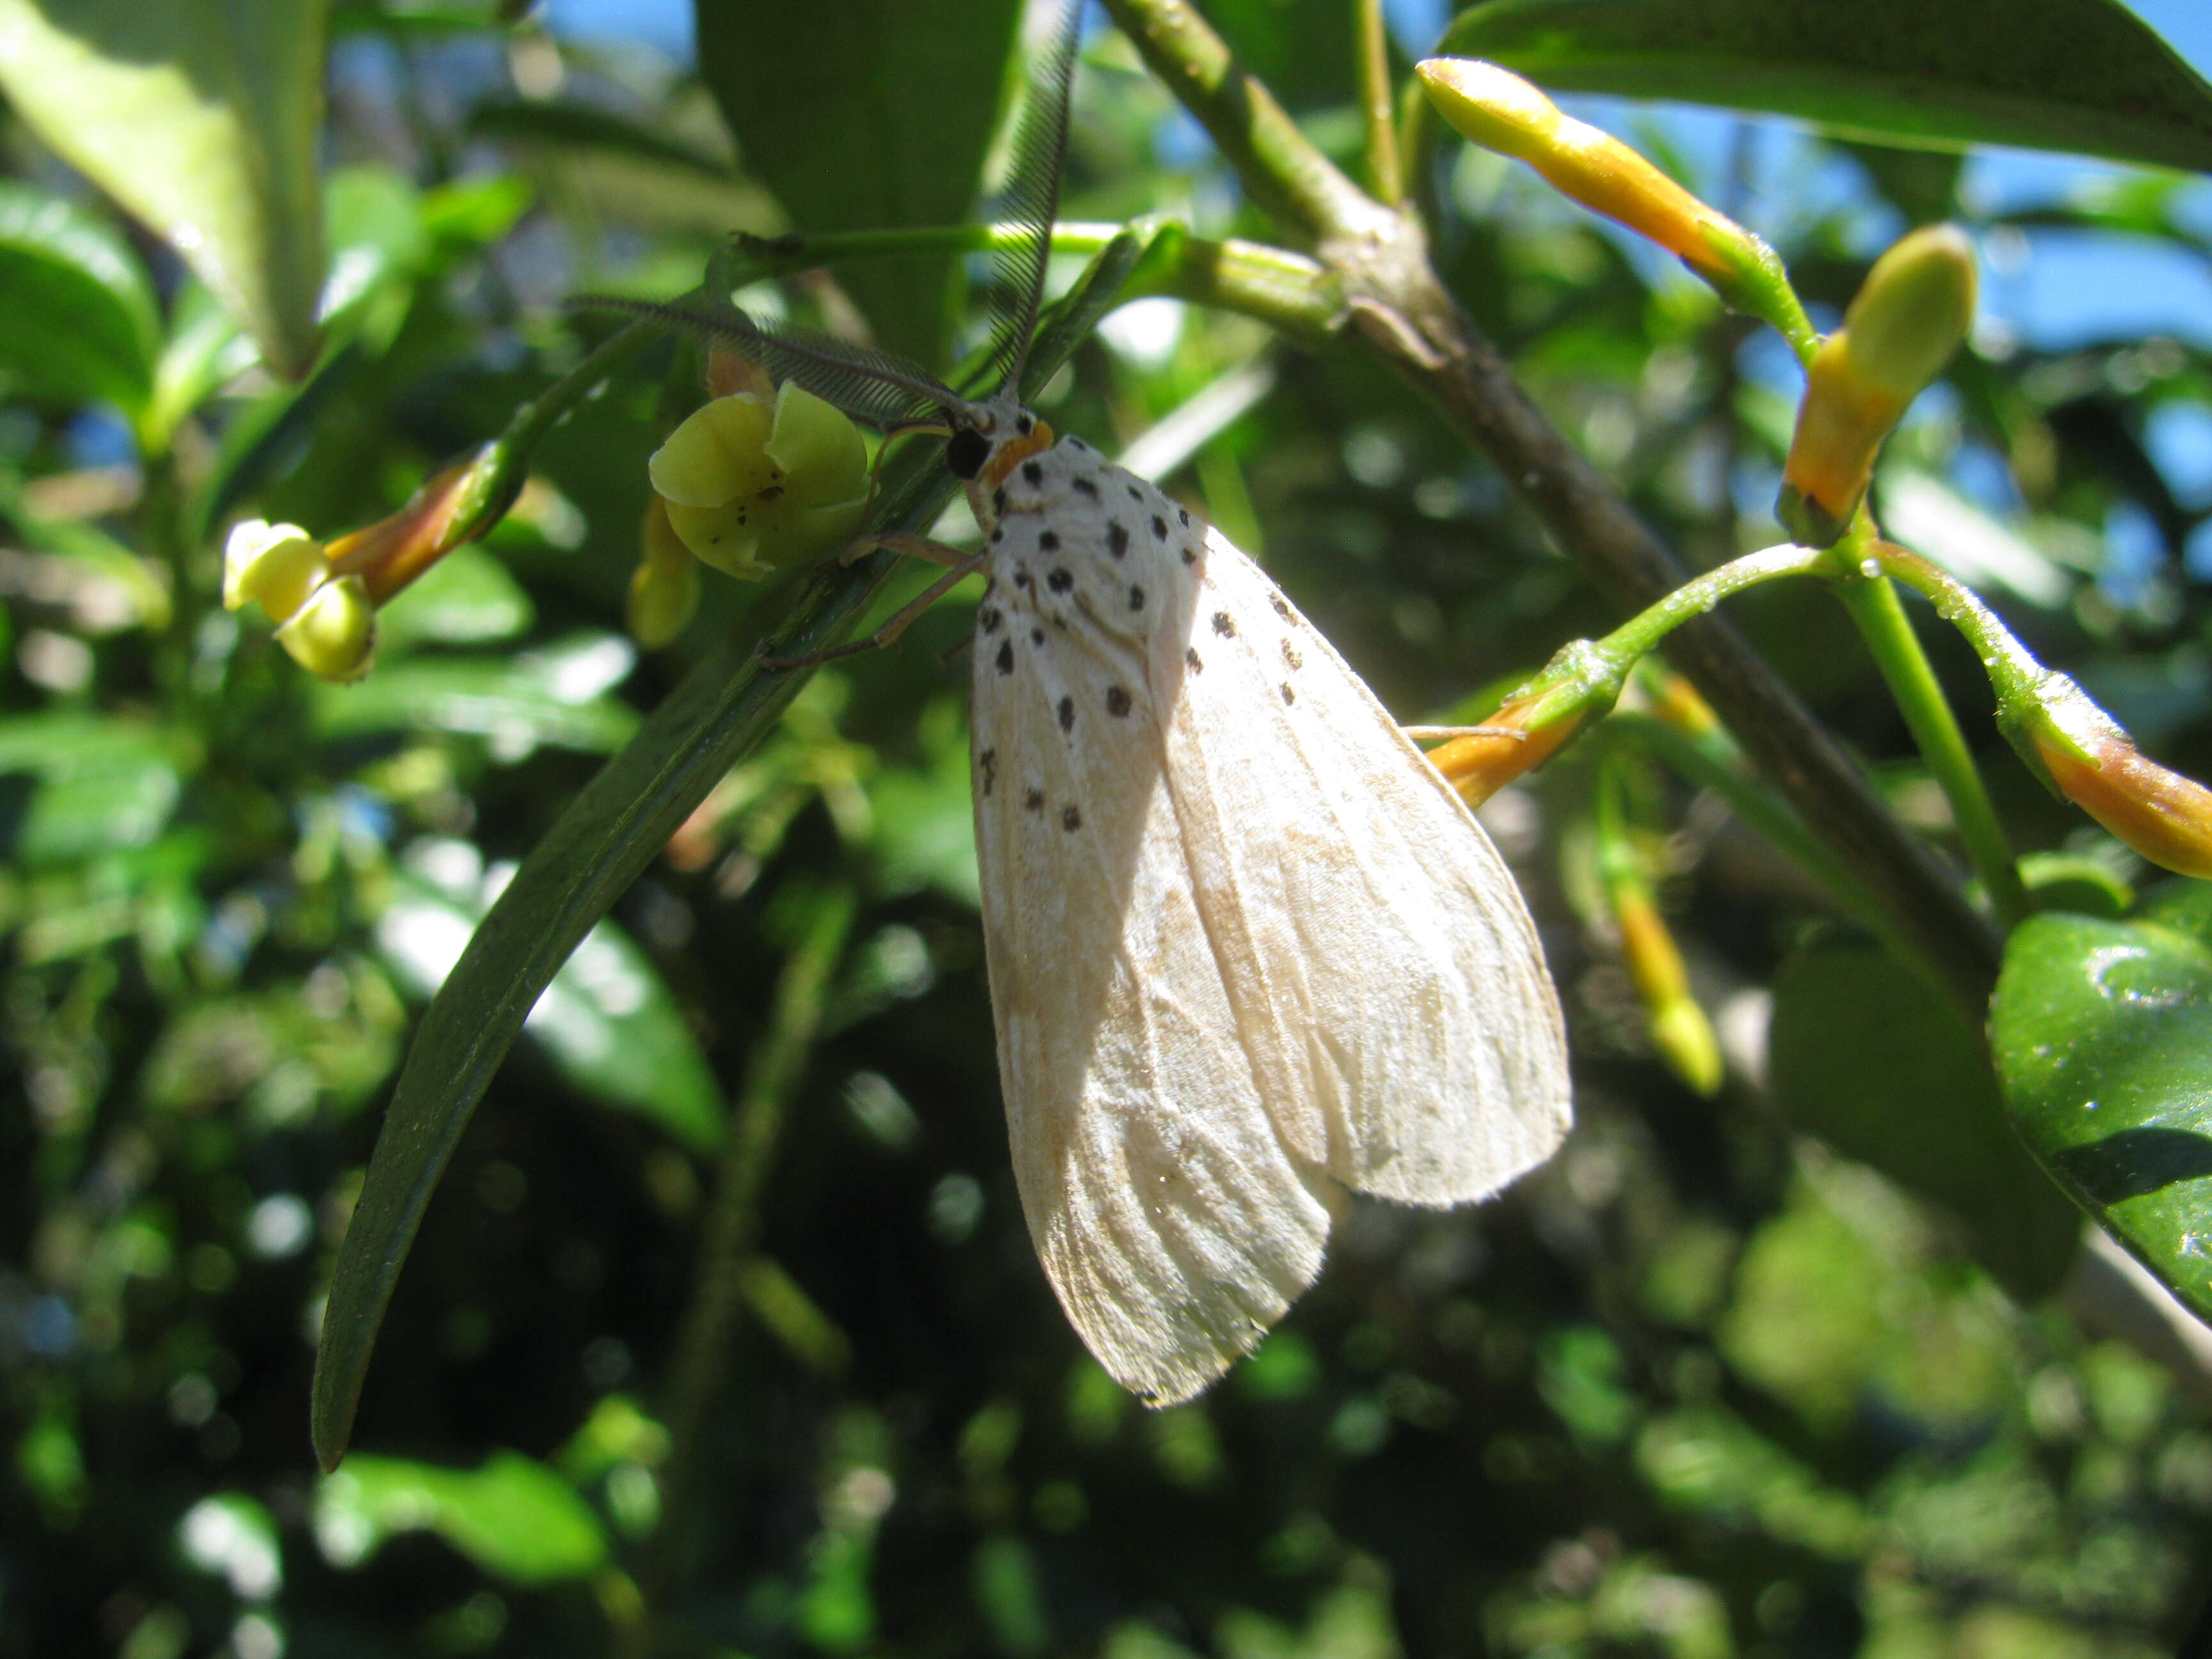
[603,0,1571,1404]
[961,412,1571,1404]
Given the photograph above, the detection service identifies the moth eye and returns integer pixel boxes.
[947,428,990,479]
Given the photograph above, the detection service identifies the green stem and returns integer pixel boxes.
[1356,0,1404,206]
[1596,713,1891,948]
[1829,524,2029,928]
[637,885,857,1647]
[1587,542,1825,669]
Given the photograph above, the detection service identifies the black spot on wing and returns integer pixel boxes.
[1105,685,1132,717]
[1185,647,1203,673]
[1022,460,1044,486]
[1178,507,1190,527]
[979,607,1002,634]
[1281,683,1297,705]
[1062,805,1082,831]
[1181,545,1198,566]
[978,748,997,793]
[1106,522,1128,558]
[1023,787,1045,812]
[1212,612,1236,637]
[1281,639,1301,669]
[1151,515,1167,540]
[995,639,1014,675]
[1128,584,1145,611]
[1057,695,1075,733]
[1038,530,1060,551]
[1071,476,1099,497]
[1270,591,1295,623]
[1046,568,1073,594]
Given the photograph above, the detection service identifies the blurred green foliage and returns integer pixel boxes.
[4,1,2212,1656]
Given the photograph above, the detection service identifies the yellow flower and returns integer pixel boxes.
[648,382,869,581]
[222,518,375,682]
[629,496,701,648]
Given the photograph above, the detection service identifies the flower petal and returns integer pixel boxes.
[648,394,776,508]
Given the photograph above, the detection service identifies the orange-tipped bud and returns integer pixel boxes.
[1615,886,1723,1096]
[1426,692,1587,806]
[1417,58,1781,300]
[2017,676,2212,880]
[1778,225,1976,547]
[325,456,481,605]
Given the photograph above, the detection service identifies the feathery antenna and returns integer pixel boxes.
[571,296,959,431]
[980,0,1085,399]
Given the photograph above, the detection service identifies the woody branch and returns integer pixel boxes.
[1094,0,2001,1020]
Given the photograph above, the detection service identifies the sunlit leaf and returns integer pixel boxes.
[315,1452,607,1584]
[0,182,157,418]
[312,634,639,757]
[0,0,327,376]
[1769,936,2079,1301]
[374,872,723,1150]
[0,716,183,866]
[1440,0,2212,172]
[1992,882,2212,1326]
[695,0,1025,364]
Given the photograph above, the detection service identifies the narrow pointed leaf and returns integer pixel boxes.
[1440,0,2212,173]
[0,0,326,376]
[1992,882,2212,1326]
[310,230,1144,1473]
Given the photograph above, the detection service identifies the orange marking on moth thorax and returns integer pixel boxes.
[979,421,1056,490]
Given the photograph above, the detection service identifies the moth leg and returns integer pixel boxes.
[757,545,991,670]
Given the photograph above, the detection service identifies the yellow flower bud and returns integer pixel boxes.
[1615,887,1723,1096]
[272,573,376,683]
[1779,225,1976,547]
[629,497,701,648]
[1416,58,1774,294]
[648,382,869,581]
[2018,675,2212,881]
[223,520,328,623]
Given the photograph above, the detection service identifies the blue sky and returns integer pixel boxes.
[543,0,2212,360]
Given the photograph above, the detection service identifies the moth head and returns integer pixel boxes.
[947,396,1054,486]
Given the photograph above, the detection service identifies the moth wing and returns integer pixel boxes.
[970,533,1332,1406]
[1157,525,1572,1205]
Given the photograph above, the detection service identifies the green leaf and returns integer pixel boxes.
[1992,882,2212,1327]
[374,870,724,1150]
[694,0,1025,365]
[310,234,1142,1473]
[0,0,327,377]
[311,634,639,757]
[0,182,157,417]
[1768,936,2078,1301]
[373,545,536,653]
[315,1452,608,1584]
[0,716,184,867]
[1439,0,2212,173]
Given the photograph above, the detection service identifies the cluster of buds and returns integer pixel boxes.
[222,455,479,682]
[631,378,870,643]
[2008,671,2212,881]
[1778,225,1977,547]
[1417,58,1798,337]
